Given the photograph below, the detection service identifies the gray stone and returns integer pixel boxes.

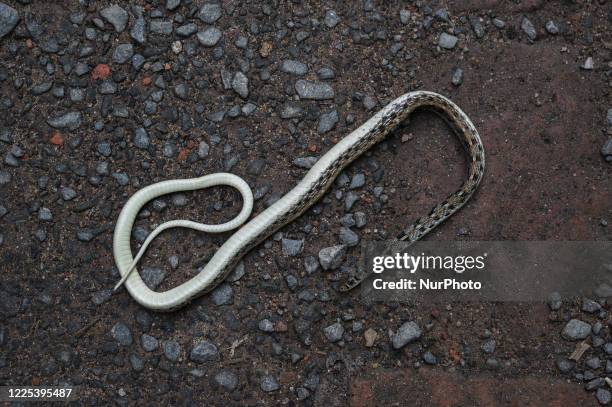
[91,289,112,305]
[601,139,612,162]
[190,340,219,362]
[422,351,437,365]
[215,370,238,391]
[60,186,77,201]
[130,17,146,43]
[174,83,189,100]
[400,9,410,25]
[100,4,128,33]
[166,0,181,10]
[281,60,308,76]
[438,33,458,49]
[355,212,368,229]
[141,334,159,352]
[469,17,485,38]
[47,112,81,130]
[293,156,318,169]
[451,67,464,86]
[132,54,145,70]
[281,103,304,119]
[295,80,334,100]
[493,18,505,29]
[304,256,320,274]
[318,245,346,270]
[323,322,344,342]
[392,321,421,349]
[345,192,359,211]
[561,319,591,340]
[597,388,611,405]
[258,319,274,332]
[96,141,113,157]
[282,238,304,256]
[481,339,496,353]
[150,20,173,35]
[607,109,612,127]
[545,20,559,35]
[318,110,338,133]
[112,172,129,186]
[232,72,249,98]
[261,375,280,392]
[130,354,144,371]
[339,227,359,247]
[133,127,150,149]
[521,17,537,41]
[324,10,340,28]
[0,171,10,185]
[199,3,222,24]
[582,297,602,313]
[0,3,19,39]
[164,340,181,362]
[197,27,222,47]
[113,44,133,64]
[176,23,197,37]
[111,322,133,346]
[141,266,166,289]
[363,95,377,110]
[211,283,233,305]
[350,173,365,189]
[31,82,52,95]
[39,207,52,221]
[227,261,245,282]
[198,141,210,158]
[317,67,335,80]
[556,358,574,373]
[547,291,562,310]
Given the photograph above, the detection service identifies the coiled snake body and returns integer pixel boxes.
[113,91,485,311]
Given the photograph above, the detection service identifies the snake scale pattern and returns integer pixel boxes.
[113,91,485,311]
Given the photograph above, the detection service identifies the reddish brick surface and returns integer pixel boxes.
[349,369,597,407]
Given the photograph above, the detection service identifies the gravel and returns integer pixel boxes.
[199,3,222,24]
[318,110,339,133]
[438,33,458,49]
[521,17,537,41]
[141,334,159,352]
[215,370,238,391]
[295,80,334,100]
[100,4,128,33]
[562,319,592,340]
[392,321,421,349]
[211,283,233,306]
[47,112,82,130]
[164,340,181,362]
[323,322,344,342]
[140,267,166,290]
[190,341,219,363]
[232,72,249,99]
[0,3,19,39]
[261,375,280,392]
[318,245,346,270]
[281,60,308,76]
[281,238,304,257]
[111,322,133,346]
[197,27,222,47]
[112,44,133,64]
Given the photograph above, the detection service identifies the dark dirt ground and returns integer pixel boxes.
[0,0,611,406]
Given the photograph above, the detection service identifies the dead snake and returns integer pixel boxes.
[112,91,485,311]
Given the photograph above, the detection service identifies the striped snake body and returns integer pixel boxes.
[113,91,485,311]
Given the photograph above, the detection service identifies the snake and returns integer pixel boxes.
[112,91,485,311]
